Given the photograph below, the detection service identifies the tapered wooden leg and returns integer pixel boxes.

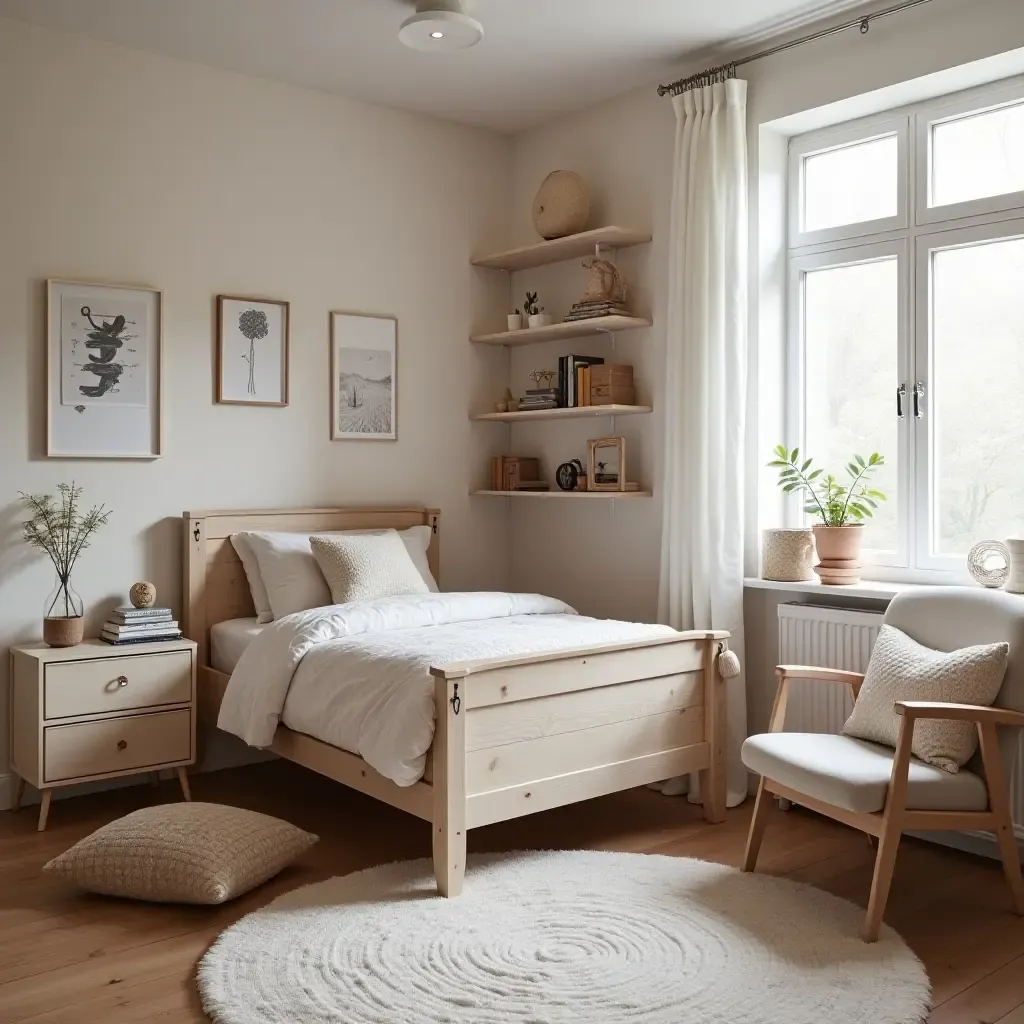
[743,777,773,872]
[11,776,25,812]
[37,790,52,832]
[149,771,161,788]
[433,676,467,897]
[176,767,192,802]
[979,723,1024,915]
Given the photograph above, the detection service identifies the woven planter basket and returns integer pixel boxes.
[532,171,590,240]
[761,528,815,582]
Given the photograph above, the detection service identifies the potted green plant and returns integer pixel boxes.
[769,446,886,584]
[507,308,523,332]
[524,291,552,329]
[21,483,111,647]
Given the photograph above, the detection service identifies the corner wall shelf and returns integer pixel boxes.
[471,404,652,423]
[472,489,652,500]
[471,315,651,347]
[471,226,652,272]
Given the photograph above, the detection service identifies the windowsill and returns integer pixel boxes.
[743,576,948,600]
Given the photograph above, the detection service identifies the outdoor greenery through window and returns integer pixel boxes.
[786,78,1024,575]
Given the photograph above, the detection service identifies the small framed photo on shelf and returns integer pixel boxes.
[216,295,290,406]
[47,279,163,459]
[330,311,397,441]
[587,436,627,492]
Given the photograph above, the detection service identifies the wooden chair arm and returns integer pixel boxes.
[768,666,865,732]
[895,701,1024,728]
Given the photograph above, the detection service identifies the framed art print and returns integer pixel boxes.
[330,311,397,441]
[47,279,163,459]
[217,295,289,406]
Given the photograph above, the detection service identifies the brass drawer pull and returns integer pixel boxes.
[117,739,128,751]
[117,676,128,687]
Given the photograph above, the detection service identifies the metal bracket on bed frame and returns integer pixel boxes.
[450,684,461,715]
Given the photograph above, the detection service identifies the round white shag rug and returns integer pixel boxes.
[198,851,929,1024]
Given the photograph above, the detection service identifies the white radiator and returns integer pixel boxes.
[777,601,1024,846]
[777,604,883,733]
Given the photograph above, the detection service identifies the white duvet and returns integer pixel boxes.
[218,592,677,786]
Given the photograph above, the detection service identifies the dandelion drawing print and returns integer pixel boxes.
[238,308,269,396]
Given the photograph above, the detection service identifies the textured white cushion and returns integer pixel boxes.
[230,534,274,624]
[741,732,989,814]
[238,527,438,621]
[43,802,318,904]
[843,624,1009,772]
[311,532,429,604]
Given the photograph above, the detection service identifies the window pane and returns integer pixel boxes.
[804,258,899,554]
[932,236,1024,556]
[932,102,1024,207]
[803,135,898,233]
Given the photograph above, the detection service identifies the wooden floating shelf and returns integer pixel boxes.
[472,489,653,500]
[471,227,652,272]
[471,404,652,423]
[471,315,651,347]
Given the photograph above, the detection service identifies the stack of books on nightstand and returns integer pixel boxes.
[100,606,182,645]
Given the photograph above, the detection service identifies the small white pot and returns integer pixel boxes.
[506,314,523,332]
[528,313,553,329]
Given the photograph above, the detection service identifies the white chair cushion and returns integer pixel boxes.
[741,732,989,814]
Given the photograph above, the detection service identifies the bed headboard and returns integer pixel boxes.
[182,506,441,667]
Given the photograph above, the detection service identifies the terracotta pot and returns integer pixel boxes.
[812,524,864,585]
[43,616,84,648]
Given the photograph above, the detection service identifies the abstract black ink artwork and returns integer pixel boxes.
[238,308,269,396]
[77,305,132,398]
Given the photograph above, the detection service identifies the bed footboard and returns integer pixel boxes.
[429,631,729,896]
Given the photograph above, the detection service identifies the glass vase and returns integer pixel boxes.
[43,574,84,647]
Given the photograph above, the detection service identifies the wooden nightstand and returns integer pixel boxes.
[9,638,197,830]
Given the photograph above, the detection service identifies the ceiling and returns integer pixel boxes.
[0,0,875,132]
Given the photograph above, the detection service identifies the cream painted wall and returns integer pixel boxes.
[0,16,512,800]
[507,0,1024,733]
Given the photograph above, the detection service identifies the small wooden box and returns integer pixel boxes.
[589,364,635,406]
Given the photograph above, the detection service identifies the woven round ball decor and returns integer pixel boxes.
[198,851,929,1024]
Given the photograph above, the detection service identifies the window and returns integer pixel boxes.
[786,77,1024,577]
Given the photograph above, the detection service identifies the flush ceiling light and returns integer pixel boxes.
[399,1,483,51]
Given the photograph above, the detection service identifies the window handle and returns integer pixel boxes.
[913,381,925,418]
[896,382,906,419]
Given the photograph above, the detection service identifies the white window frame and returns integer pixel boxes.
[784,75,1024,582]
[914,77,1024,226]
[787,115,909,248]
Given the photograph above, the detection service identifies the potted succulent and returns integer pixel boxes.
[524,291,552,329]
[769,445,886,584]
[507,308,523,332]
[21,483,111,647]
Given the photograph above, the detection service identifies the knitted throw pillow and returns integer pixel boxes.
[43,802,317,904]
[310,531,429,605]
[842,624,1009,773]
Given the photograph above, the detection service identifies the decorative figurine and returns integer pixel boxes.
[129,581,157,609]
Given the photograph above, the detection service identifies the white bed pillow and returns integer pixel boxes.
[229,534,274,624]
[311,532,430,604]
[237,526,438,621]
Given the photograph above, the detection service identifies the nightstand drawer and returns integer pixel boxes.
[44,651,192,720]
[44,709,192,783]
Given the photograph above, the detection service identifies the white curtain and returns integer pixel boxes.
[658,78,749,808]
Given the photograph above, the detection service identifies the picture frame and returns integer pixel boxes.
[47,279,163,460]
[216,295,290,406]
[587,436,627,492]
[330,311,397,441]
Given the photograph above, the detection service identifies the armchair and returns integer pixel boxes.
[741,587,1024,942]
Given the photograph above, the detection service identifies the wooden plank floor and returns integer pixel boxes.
[1,759,1023,1022]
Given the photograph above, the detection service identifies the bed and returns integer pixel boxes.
[183,505,729,896]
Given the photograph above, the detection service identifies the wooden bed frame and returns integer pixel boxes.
[183,505,729,896]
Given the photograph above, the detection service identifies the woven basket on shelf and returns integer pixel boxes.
[761,528,815,582]
[532,171,590,240]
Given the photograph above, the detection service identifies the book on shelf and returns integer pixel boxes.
[491,456,545,491]
[100,631,183,646]
[558,355,605,408]
[109,606,173,623]
[103,619,180,635]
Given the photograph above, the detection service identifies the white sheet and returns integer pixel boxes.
[218,592,677,787]
[211,617,265,674]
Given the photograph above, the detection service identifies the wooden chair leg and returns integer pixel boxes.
[176,767,192,802]
[11,776,25,812]
[37,790,52,832]
[978,722,1024,915]
[743,777,773,872]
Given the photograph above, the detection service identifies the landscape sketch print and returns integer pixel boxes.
[336,346,393,434]
[61,296,147,407]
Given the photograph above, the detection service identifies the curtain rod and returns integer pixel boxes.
[658,0,935,97]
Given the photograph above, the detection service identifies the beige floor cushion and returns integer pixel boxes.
[842,624,1009,772]
[741,732,989,814]
[43,802,317,904]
